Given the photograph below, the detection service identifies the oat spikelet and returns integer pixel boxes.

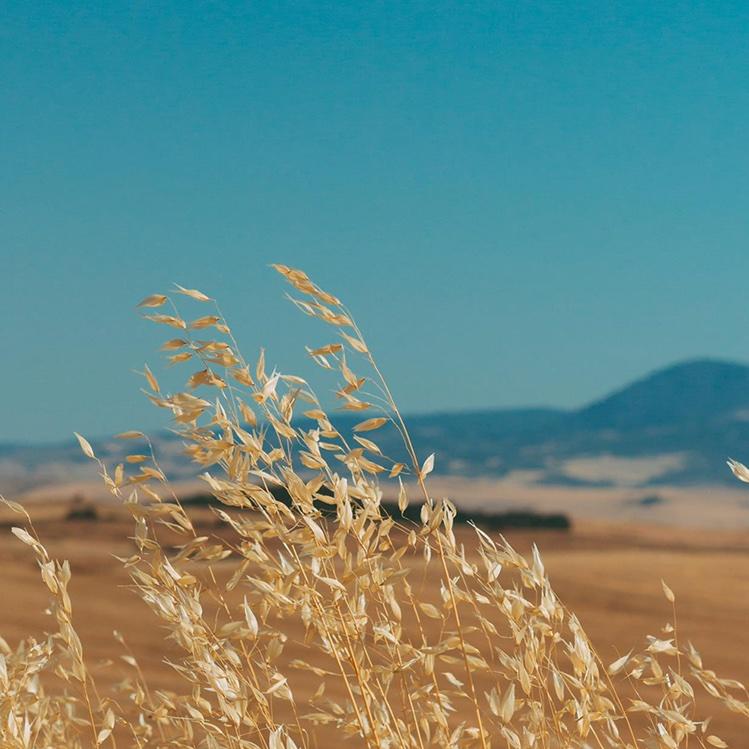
[2,265,749,749]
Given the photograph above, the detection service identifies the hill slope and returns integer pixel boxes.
[4,358,749,493]
[402,359,749,485]
[576,359,749,429]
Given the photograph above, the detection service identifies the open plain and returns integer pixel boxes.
[2,501,749,744]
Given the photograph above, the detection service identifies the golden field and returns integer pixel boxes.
[2,502,749,744]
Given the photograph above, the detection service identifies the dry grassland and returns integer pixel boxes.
[2,508,749,744]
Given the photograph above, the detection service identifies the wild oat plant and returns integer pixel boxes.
[2,265,748,748]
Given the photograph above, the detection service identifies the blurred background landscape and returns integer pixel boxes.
[6,356,749,528]
[5,2,749,742]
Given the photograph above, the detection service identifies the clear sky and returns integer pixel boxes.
[3,1,749,443]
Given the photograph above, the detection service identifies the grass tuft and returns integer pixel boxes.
[1,265,747,748]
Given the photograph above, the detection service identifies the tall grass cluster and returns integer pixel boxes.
[2,265,748,748]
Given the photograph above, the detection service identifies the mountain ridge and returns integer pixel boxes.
[3,358,749,493]
[576,358,749,429]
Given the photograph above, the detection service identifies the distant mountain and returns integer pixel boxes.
[398,359,749,486]
[4,358,749,494]
[576,359,749,430]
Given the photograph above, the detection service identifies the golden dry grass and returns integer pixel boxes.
[2,512,749,744]
[2,264,749,749]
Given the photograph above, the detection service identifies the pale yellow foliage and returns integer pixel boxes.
[1,265,747,749]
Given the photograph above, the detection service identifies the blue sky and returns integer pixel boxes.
[3,1,749,442]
